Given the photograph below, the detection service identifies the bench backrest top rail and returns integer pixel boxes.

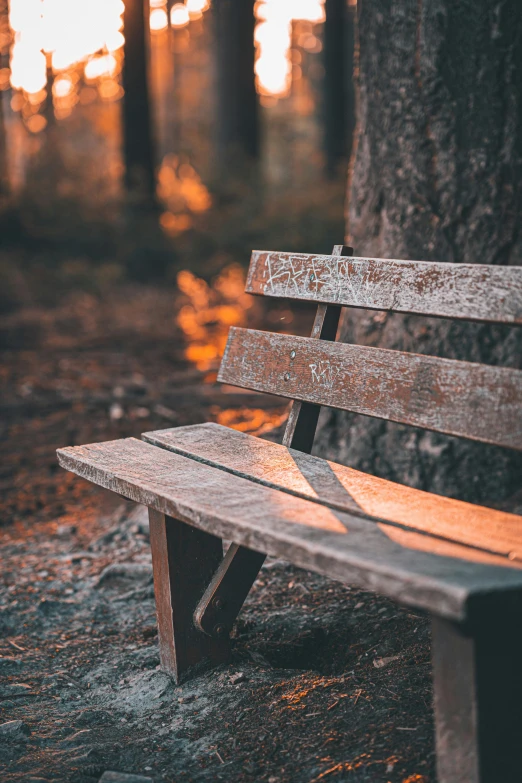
[218,328,522,450]
[246,250,522,324]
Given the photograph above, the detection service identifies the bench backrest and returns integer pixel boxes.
[218,248,522,452]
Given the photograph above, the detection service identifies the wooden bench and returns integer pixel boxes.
[57,244,522,783]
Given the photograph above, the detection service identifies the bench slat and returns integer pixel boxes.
[56,438,522,623]
[143,423,522,561]
[247,251,522,324]
[218,328,522,450]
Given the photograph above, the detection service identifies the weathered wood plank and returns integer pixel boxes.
[218,328,522,450]
[143,423,522,561]
[246,250,522,324]
[57,438,522,622]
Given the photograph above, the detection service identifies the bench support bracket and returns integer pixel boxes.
[194,543,267,637]
[432,614,522,783]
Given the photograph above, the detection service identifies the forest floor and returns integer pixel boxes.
[0,280,434,783]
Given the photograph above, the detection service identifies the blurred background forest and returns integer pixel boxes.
[0,0,353,308]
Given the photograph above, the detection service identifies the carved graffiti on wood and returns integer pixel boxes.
[219,327,522,450]
[309,360,342,390]
[245,250,522,324]
[260,252,380,306]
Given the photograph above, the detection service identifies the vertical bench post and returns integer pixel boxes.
[432,614,522,782]
[282,243,352,451]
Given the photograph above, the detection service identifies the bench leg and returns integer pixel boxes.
[432,615,522,783]
[148,509,230,682]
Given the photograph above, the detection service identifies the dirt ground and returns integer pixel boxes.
[1,282,434,783]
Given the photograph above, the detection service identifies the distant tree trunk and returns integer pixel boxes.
[166,0,174,28]
[43,56,56,128]
[315,0,522,506]
[170,26,183,154]
[213,0,259,167]
[322,0,355,177]
[0,0,9,201]
[0,86,8,202]
[122,0,156,204]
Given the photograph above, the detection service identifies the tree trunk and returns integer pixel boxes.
[322,0,355,177]
[0,0,10,201]
[43,57,56,129]
[122,0,156,204]
[213,0,259,167]
[0,85,8,203]
[315,0,522,506]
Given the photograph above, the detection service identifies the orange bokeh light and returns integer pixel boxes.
[170,3,190,28]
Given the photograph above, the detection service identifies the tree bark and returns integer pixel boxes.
[322,0,355,177]
[212,0,259,167]
[122,0,156,204]
[315,0,522,506]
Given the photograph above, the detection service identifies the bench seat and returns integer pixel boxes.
[57,423,522,624]
[144,423,522,563]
